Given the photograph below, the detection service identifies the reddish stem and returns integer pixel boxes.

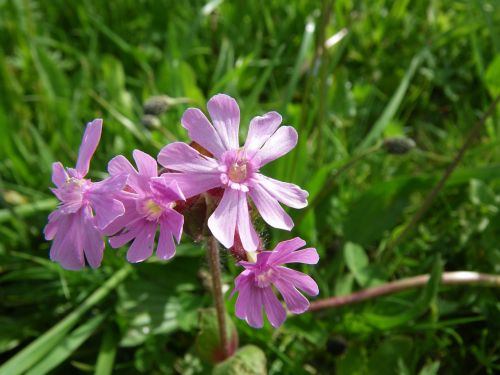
[308,271,500,312]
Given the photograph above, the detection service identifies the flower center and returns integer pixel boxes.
[142,198,164,221]
[255,267,276,288]
[219,150,258,191]
[228,162,248,183]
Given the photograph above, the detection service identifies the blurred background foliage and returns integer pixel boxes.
[1,0,500,374]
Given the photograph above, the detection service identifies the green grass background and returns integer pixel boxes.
[1,0,500,373]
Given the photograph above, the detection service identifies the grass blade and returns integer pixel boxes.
[356,48,428,152]
[94,326,119,375]
[25,314,106,375]
[0,266,131,375]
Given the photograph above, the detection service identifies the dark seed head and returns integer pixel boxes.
[141,114,161,129]
[383,137,416,155]
[143,96,171,115]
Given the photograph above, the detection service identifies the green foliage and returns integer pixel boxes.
[212,345,267,375]
[195,308,238,364]
[1,0,499,374]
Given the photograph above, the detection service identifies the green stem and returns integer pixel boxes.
[308,271,500,312]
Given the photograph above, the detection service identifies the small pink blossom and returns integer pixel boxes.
[158,94,308,251]
[44,119,126,270]
[104,150,185,262]
[231,237,319,328]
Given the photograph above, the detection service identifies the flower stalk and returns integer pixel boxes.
[308,271,500,312]
[207,236,230,359]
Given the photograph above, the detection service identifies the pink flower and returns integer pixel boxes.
[44,119,127,270]
[104,150,185,262]
[158,94,308,251]
[231,237,319,328]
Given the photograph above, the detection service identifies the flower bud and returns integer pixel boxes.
[383,137,416,155]
[141,114,161,129]
[143,96,171,115]
[143,95,191,115]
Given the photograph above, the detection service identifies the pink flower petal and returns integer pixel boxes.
[268,237,311,266]
[102,195,140,236]
[88,175,127,230]
[44,210,62,240]
[262,286,287,328]
[278,267,319,296]
[234,271,252,317]
[161,173,221,199]
[108,155,145,193]
[158,142,219,173]
[166,179,186,202]
[126,223,157,263]
[244,111,282,151]
[90,174,128,194]
[249,184,293,231]
[236,191,259,251]
[83,212,105,268]
[246,285,264,328]
[108,222,143,248]
[182,108,226,158]
[49,212,85,270]
[156,219,176,260]
[91,196,125,230]
[207,94,240,150]
[149,178,185,203]
[207,188,238,248]
[162,209,184,243]
[274,237,306,253]
[256,174,308,209]
[52,162,68,187]
[256,126,298,167]
[274,279,310,314]
[75,119,102,177]
[274,248,319,266]
[133,149,158,177]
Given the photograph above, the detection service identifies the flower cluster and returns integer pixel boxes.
[45,94,319,328]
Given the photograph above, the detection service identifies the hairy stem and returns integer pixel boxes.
[308,271,500,312]
[207,236,229,359]
[387,95,500,252]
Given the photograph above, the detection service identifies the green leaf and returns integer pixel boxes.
[485,55,500,97]
[366,336,414,375]
[195,308,238,364]
[212,345,267,375]
[117,262,203,347]
[344,177,420,246]
[26,314,105,375]
[0,266,131,375]
[344,242,384,287]
[337,345,368,375]
[344,242,368,279]
[469,179,498,207]
[94,326,119,375]
[418,361,441,375]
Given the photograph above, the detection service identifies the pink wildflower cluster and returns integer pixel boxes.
[45,94,319,328]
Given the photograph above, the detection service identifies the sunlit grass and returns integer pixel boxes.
[1,0,499,373]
